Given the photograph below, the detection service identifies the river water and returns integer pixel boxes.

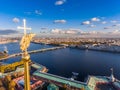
[0,42,120,81]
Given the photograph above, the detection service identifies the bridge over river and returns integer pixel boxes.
[0,46,66,61]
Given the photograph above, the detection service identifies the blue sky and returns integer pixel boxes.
[0,0,120,34]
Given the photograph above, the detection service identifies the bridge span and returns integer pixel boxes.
[0,46,66,61]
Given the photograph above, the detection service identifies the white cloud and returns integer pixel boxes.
[102,21,107,24]
[65,30,78,34]
[110,20,118,23]
[51,28,78,34]
[51,29,62,34]
[50,28,120,37]
[90,24,96,28]
[55,0,66,5]
[35,10,42,15]
[116,24,120,26]
[24,10,42,15]
[54,19,67,24]
[68,28,82,31]
[91,17,100,22]
[81,21,90,25]
[13,17,20,23]
[113,30,120,33]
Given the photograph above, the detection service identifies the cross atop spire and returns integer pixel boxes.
[17,19,31,35]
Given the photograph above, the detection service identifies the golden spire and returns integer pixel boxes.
[18,19,35,90]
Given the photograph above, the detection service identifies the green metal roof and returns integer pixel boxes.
[33,71,90,90]
[47,84,59,90]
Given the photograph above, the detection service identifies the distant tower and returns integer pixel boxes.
[18,19,35,90]
[110,68,115,82]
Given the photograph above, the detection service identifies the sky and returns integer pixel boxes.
[0,0,120,35]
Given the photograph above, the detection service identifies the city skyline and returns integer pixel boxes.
[0,0,120,36]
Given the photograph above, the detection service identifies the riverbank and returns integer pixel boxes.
[0,41,18,44]
[32,41,120,53]
[31,41,65,47]
[68,45,120,53]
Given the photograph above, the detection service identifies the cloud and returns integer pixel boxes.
[104,27,111,29]
[81,21,90,25]
[54,19,67,24]
[24,12,32,15]
[41,28,48,30]
[55,0,66,5]
[13,17,20,23]
[113,30,120,33]
[112,24,117,27]
[110,20,118,23]
[24,10,42,15]
[91,17,100,22]
[68,28,82,31]
[48,28,120,37]
[35,10,42,15]
[51,28,79,34]
[102,21,107,24]
[0,29,19,35]
[112,24,120,27]
[89,24,96,28]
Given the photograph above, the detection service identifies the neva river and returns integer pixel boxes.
[0,42,120,81]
